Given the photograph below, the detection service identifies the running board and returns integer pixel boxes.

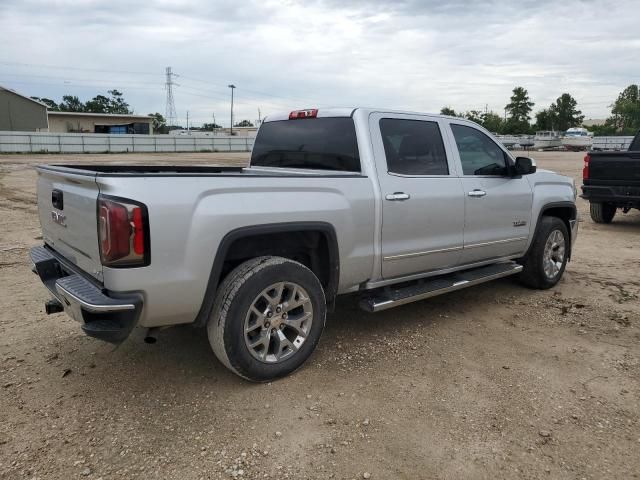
[359,262,523,312]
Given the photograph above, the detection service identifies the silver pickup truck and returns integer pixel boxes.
[31,108,578,381]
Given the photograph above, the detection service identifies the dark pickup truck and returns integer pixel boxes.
[582,130,640,223]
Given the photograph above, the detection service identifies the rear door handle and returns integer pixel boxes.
[385,192,410,201]
[468,189,486,198]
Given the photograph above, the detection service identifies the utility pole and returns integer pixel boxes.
[228,84,236,136]
[257,107,262,126]
[212,112,217,134]
[186,111,190,133]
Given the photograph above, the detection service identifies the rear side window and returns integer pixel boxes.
[379,118,449,175]
[251,118,360,172]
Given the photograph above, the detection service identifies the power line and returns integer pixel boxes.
[0,78,163,91]
[0,60,159,76]
[178,74,320,105]
[0,60,323,106]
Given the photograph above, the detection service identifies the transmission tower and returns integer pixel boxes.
[165,67,178,128]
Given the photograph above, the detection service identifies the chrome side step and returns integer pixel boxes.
[359,262,523,312]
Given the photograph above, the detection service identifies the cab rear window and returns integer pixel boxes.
[251,118,361,172]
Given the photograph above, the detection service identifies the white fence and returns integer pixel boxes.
[591,136,634,151]
[493,135,635,151]
[1,130,634,154]
[0,131,255,154]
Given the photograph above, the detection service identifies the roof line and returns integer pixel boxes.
[0,85,48,107]
[48,111,152,118]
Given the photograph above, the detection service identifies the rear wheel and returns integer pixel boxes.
[208,256,326,382]
[519,216,569,289]
[590,202,616,224]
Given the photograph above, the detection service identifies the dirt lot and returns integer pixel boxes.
[1,151,638,480]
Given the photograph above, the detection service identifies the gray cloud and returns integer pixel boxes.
[0,0,638,125]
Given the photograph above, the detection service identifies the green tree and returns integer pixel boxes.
[464,110,483,124]
[534,109,554,130]
[590,123,616,136]
[549,93,584,131]
[30,97,59,110]
[85,94,111,113]
[463,110,504,133]
[148,112,167,133]
[606,84,640,134]
[107,89,131,114]
[201,122,222,131]
[481,111,504,133]
[59,95,85,112]
[85,90,131,114]
[32,90,133,114]
[440,106,457,116]
[504,87,534,133]
[234,119,254,127]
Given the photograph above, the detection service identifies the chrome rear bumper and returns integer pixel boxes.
[30,245,141,344]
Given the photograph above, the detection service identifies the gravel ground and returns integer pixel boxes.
[0,151,638,480]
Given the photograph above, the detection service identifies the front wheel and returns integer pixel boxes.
[590,202,616,224]
[208,256,326,382]
[519,216,569,289]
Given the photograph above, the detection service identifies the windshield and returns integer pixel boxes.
[251,117,361,172]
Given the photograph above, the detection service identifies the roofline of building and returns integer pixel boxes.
[48,111,152,119]
[0,85,48,107]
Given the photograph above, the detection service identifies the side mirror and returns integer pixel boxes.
[514,156,537,175]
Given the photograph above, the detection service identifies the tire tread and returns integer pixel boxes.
[519,216,569,289]
[590,202,616,224]
[208,256,325,381]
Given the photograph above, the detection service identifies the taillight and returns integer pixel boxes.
[583,154,590,180]
[98,196,149,267]
[289,109,318,119]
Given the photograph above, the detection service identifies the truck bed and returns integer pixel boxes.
[37,164,364,177]
[582,131,640,209]
[586,151,640,185]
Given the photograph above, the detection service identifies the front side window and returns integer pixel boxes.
[379,118,449,175]
[451,124,509,176]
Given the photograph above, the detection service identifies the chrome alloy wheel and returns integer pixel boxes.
[542,229,566,279]
[244,282,314,363]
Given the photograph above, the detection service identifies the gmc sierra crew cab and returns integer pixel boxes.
[582,130,640,223]
[30,108,578,381]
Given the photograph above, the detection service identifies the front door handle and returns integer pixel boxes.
[385,192,411,201]
[468,189,486,198]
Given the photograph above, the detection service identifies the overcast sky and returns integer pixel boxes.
[1,0,638,126]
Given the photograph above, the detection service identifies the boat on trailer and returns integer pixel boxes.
[533,131,562,150]
[561,127,593,151]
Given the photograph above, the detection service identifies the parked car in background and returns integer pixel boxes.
[31,108,578,381]
[582,130,640,223]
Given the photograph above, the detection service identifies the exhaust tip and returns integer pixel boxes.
[144,327,159,344]
[45,299,64,315]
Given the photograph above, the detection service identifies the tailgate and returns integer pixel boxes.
[589,153,640,184]
[36,167,103,281]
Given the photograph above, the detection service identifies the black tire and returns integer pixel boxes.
[207,256,326,382]
[518,216,570,289]
[590,202,616,224]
